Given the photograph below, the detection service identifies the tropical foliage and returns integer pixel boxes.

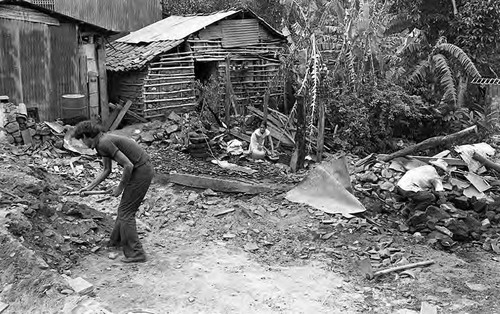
[161,0,500,153]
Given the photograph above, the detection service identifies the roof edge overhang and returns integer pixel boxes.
[0,0,118,34]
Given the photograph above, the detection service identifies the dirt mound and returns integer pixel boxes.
[0,162,114,270]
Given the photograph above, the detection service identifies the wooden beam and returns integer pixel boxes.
[97,39,109,123]
[109,100,132,131]
[225,55,232,126]
[168,173,284,194]
[143,103,197,112]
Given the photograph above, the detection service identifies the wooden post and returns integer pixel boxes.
[224,55,232,127]
[316,100,325,162]
[97,37,109,123]
[263,89,270,123]
[290,94,306,172]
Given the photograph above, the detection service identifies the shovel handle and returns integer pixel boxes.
[81,190,111,196]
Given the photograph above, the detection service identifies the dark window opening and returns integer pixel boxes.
[194,61,218,84]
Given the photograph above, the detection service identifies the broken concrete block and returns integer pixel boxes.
[66,277,94,296]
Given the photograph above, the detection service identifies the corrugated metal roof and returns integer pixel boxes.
[471,77,500,86]
[118,11,238,43]
[106,40,182,71]
[117,9,285,44]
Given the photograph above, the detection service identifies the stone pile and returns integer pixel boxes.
[351,153,500,251]
[1,102,65,147]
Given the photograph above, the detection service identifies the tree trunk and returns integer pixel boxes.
[290,95,306,172]
[379,125,477,162]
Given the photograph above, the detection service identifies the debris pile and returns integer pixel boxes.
[352,143,500,251]
[0,102,60,146]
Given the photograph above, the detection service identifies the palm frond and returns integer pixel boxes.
[407,60,430,84]
[384,14,414,36]
[433,54,457,104]
[437,43,481,78]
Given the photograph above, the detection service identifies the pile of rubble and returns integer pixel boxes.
[1,102,65,146]
[352,143,500,252]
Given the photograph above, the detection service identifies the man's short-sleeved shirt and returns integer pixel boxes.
[96,134,149,167]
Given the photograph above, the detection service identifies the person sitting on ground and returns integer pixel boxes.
[248,121,274,160]
[73,121,154,263]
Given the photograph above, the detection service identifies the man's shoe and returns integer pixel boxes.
[121,255,147,263]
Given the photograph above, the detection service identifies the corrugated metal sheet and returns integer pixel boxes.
[0,18,23,102]
[198,23,222,40]
[106,40,183,72]
[0,4,59,25]
[0,13,81,121]
[471,78,500,86]
[220,19,260,48]
[118,11,239,44]
[30,0,162,32]
[49,22,80,119]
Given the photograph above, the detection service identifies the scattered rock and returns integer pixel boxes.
[222,233,236,239]
[187,192,199,205]
[108,252,119,260]
[214,208,235,217]
[202,189,218,197]
[168,111,181,122]
[60,289,74,295]
[165,124,179,135]
[466,282,488,291]
[188,296,195,303]
[140,131,156,144]
[425,205,451,221]
[0,302,8,314]
[420,301,438,314]
[66,277,94,296]
[244,243,259,251]
[358,171,378,183]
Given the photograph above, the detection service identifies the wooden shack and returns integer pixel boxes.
[0,0,115,121]
[106,9,287,119]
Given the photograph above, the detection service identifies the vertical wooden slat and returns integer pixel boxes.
[97,37,109,122]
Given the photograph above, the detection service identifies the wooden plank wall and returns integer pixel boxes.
[108,70,148,115]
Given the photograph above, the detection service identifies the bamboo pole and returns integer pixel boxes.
[316,100,325,162]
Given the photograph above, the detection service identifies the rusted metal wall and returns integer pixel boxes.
[48,0,161,32]
[0,16,81,121]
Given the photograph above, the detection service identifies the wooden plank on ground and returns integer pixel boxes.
[168,173,283,194]
[109,100,132,131]
[408,156,467,167]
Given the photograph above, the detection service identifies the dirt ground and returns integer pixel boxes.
[1,145,500,314]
